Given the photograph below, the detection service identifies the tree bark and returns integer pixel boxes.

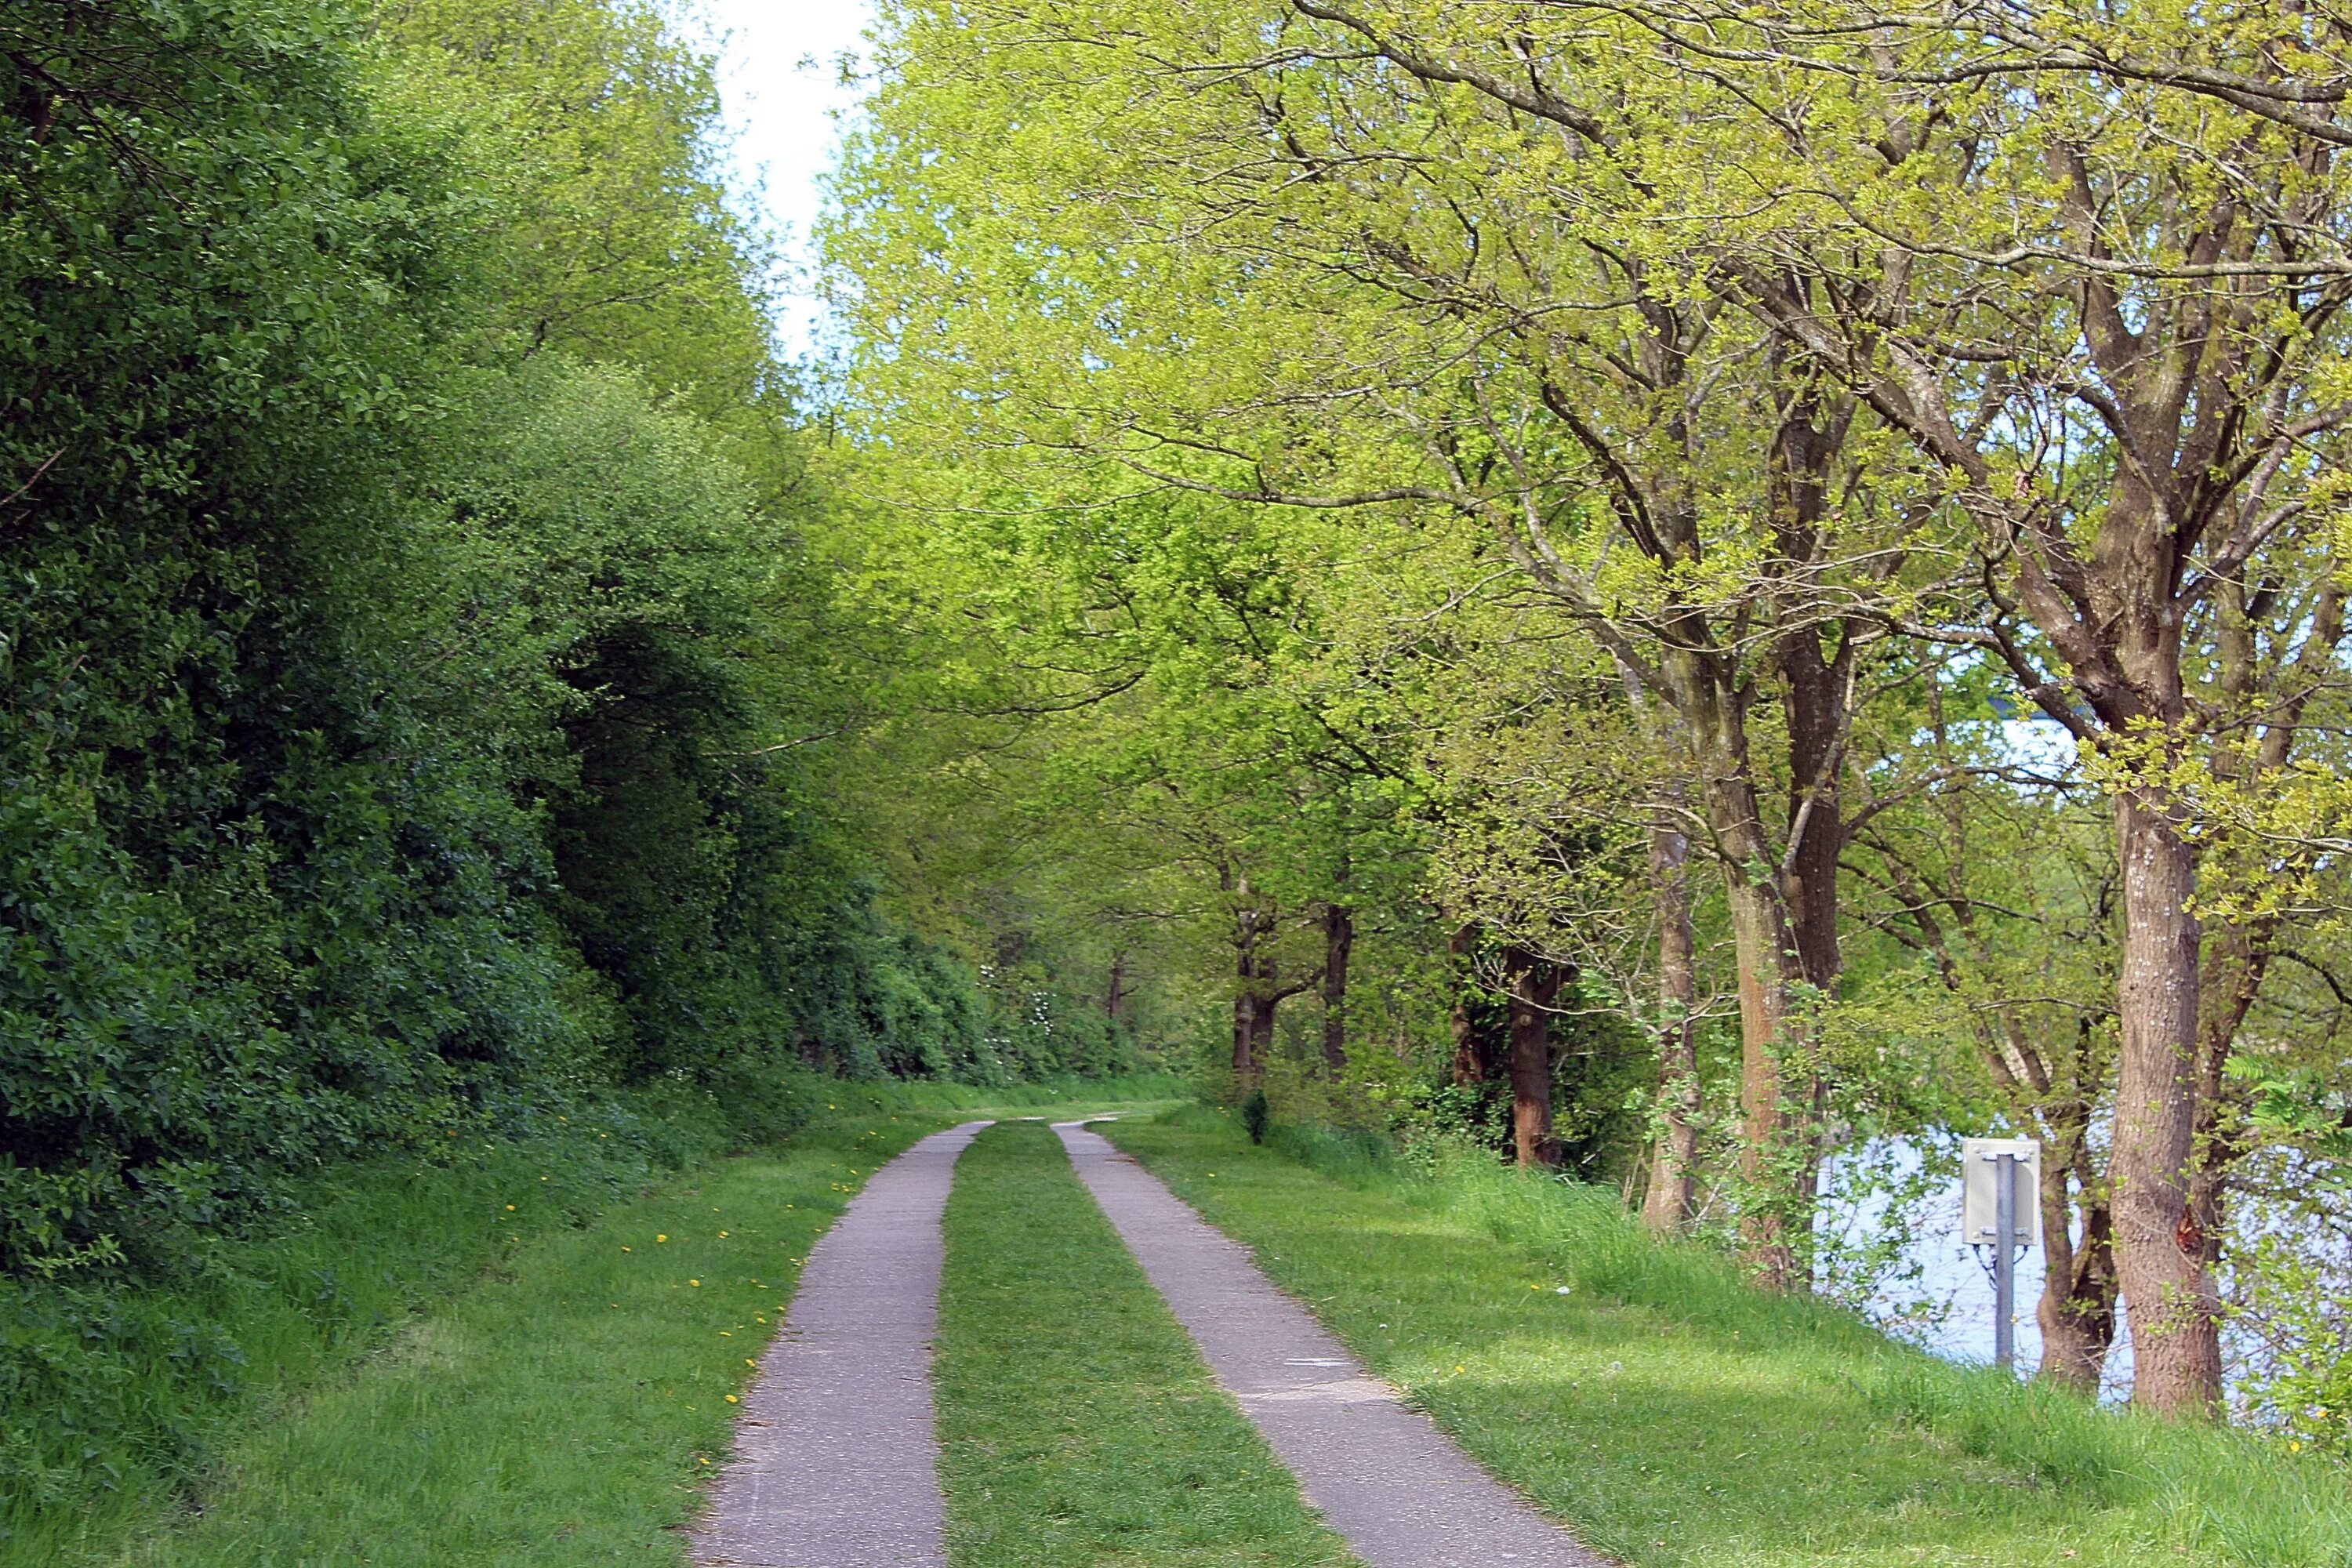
[1449,922,1499,1085]
[1640,811,1700,1231]
[1321,902,1353,1076]
[2185,920,2274,1319]
[1504,945,1563,1168]
[1250,956,1281,1069]
[1767,356,1852,1003]
[1231,891,1269,1089]
[1723,872,1804,1289]
[1232,987,1260,1087]
[1105,949,1130,1028]
[2110,791,2219,1415]
[1670,644,1813,1290]
[2037,1135,2118,1392]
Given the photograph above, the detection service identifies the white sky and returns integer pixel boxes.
[695,0,882,361]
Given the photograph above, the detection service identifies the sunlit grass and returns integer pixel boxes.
[1104,1107,2352,1568]
[935,1120,1360,1568]
[60,1112,942,1568]
[14,1076,1181,1568]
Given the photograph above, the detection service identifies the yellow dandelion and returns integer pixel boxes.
[720,1330,732,1337]
[689,1279,702,1287]
[699,1457,710,1465]
[746,1358,757,1367]
[1454,1364,1465,1374]
[622,1246,633,1253]
[718,1230,730,1238]
[725,1394,739,1404]
[505,1204,516,1211]
[657,1234,669,1243]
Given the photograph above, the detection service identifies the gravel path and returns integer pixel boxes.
[1054,1120,1612,1568]
[692,1120,992,1568]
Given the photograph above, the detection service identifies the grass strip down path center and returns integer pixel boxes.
[935,1119,1363,1568]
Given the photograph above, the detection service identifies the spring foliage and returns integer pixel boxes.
[0,1,1138,1512]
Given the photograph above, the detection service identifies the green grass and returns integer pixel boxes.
[50,1109,949,1568]
[935,1120,1362,1568]
[4,1093,734,1564]
[5,1073,1182,1568]
[1103,1107,2352,1568]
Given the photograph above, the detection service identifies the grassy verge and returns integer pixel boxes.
[1102,1107,2352,1568]
[935,1120,1361,1568]
[4,1073,1181,1568]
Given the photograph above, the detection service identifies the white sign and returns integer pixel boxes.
[1960,1137,2040,1248]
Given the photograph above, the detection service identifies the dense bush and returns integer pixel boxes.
[0,0,1152,1523]
[0,0,1127,1296]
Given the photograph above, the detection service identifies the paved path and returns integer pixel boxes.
[1054,1120,1612,1568]
[692,1120,992,1568]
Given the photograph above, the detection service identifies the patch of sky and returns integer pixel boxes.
[699,0,881,362]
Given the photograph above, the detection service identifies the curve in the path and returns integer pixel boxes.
[1053,1120,1613,1568]
[693,1120,993,1568]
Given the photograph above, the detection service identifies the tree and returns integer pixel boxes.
[1566,1,2352,1416]
[836,0,1968,1284]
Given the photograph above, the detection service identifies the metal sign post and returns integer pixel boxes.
[1961,1137,2040,1371]
[1992,1148,2016,1367]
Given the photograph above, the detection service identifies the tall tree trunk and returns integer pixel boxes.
[1671,644,1813,1290]
[1767,353,1854,1221]
[1250,956,1281,1069]
[1106,949,1130,1027]
[1232,989,1259,1087]
[1768,372,1851,1004]
[1504,946,1563,1168]
[2110,791,2220,1415]
[2037,1131,2118,1391]
[1723,872,1804,1289]
[1321,902,1352,1076]
[1231,892,1268,1090]
[1449,922,1498,1085]
[2185,920,2274,1327]
[1641,810,1700,1231]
